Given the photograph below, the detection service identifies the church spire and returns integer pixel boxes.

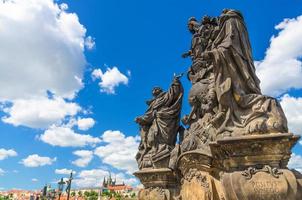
[102,177,106,187]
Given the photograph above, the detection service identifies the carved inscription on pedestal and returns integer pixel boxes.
[250,181,282,200]
[242,172,287,200]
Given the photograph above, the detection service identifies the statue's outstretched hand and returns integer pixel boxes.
[173,72,184,81]
[182,50,192,58]
[135,117,143,124]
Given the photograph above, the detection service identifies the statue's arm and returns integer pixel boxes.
[182,50,192,58]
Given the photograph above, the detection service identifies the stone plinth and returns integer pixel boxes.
[177,151,226,200]
[174,133,302,200]
[208,133,302,200]
[209,133,300,171]
[221,169,302,200]
[134,168,179,200]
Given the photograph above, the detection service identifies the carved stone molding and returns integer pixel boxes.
[183,168,209,188]
[133,168,178,188]
[241,165,283,180]
[134,168,180,200]
[209,133,300,171]
[138,187,171,200]
[177,150,213,176]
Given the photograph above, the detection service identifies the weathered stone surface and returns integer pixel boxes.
[134,168,179,200]
[138,188,171,200]
[135,75,184,170]
[210,133,300,171]
[180,172,211,200]
[221,169,302,200]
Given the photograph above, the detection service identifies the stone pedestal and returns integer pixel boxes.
[175,133,302,200]
[134,168,179,200]
[177,151,227,200]
[209,133,300,171]
[221,169,302,200]
[210,133,302,200]
[178,151,224,200]
[134,133,302,200]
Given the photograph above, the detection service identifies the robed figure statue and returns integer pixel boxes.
[181,9,288,154]
[204,9,288,136]
[135,75,183,169]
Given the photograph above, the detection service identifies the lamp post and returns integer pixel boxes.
[42,184,47,199]
[58,178,65,200]
[66,172,73,200]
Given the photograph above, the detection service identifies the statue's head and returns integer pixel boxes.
[201,15,211,25]
[220,9,244,21]
[187,17,199,33]
[152,87,163,97]
[222,8,231,14]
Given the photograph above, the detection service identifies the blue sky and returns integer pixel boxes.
[0,0,302,190]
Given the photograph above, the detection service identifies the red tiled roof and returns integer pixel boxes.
[107,185,132,191]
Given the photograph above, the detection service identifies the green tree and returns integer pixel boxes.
[71,191,76,197]
[88,190,98,200]
[101,190,110,197]
[0,195,10,200]
[78,191,83,197]
[115,193,122,200]
[82,190,99,200]
[84,191,90,199]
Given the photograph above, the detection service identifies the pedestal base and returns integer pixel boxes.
[177,151,226,200]
[134,133,302,200]
[221,168,302,200]
[177,133,302,200]
[134,168,179,200]
[210,133,300,171]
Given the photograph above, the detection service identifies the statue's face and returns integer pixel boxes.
[152,88,162,97]
[202,16,210,25]
[188,22,195,33]
[222,9,230,14]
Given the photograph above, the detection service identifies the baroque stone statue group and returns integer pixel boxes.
[133,9,302,200]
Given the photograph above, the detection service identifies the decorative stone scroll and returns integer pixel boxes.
[241,165,283,180]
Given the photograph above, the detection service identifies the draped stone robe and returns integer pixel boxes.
[209,10,288,136]
[136,78,183,169]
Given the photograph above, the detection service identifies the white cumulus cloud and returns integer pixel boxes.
[256,15,302,96]
[85,36,95,50]
[92,67,129,94]
[73,168,138,188]
[0,168,5,176]
[2,97,80,129]
[77,117,95,131]
[94,130,139,174]
[72,150,93,168]
[0,0,92,129]
[39,125,101,147]
[280,94,302,136]
[55,168,76,175]
[20,154,56,167]
[73,169,108,188]
[0,0,87,100]
[288,153,302,173]
[0,148,17,160]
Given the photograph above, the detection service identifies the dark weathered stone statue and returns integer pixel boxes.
[134,9,302,200]
[180,15,219,154]
[207,9,288,136]
[181,9,288,155]
[135,74,183,170]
